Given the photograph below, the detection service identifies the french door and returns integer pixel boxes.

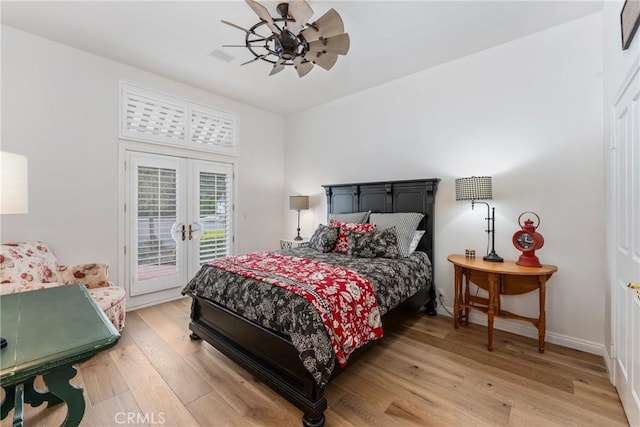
[125,151,233,299]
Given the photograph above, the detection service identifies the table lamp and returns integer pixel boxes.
[455,176,503,262]
[289,195,309,241]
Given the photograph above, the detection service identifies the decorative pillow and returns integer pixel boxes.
[369,212,424,257]
[328,211,371,224]
[329,219,376,254]
[0,241,64,284]
[347,227,399,259]
[408,230,426,254]
[308,224,340,252]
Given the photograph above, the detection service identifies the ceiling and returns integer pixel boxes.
[1,1,602,116]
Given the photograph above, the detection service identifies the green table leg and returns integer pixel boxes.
[22,376,64,408]
[1,385,16,420]
[13,383,23,427]
[43,366,85,427]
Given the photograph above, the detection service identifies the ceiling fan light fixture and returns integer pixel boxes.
[269,58,285,75]
[285,0,314,35]
[221,0,349,77]
[299,9,344,43]
[293,56,314,77]
[308,33,350,56]
[304,51,338,70]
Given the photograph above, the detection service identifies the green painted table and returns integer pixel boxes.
[0,285,120,426]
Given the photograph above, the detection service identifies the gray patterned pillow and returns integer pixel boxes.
[308,224,340,252]
[346,227,399,259]
[328,211,370,224]
[369,212,424,257]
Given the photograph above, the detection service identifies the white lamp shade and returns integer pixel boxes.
[1,152,29,214]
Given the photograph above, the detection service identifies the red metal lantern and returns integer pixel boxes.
[512,211,544,267]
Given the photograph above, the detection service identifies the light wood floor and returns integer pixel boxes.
[2,297,629,426]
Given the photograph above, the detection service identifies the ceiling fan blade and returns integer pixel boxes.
[286,0,314,35]
[221,20,253,34]
[305,52,338,70]
[307,33,350,56]
[300,9,344,43]
[293,56,313,78]
[240,54,268,66]
[245,0,280,34]
[269,59,285,76]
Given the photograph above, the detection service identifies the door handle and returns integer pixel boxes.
[170,223,186,242]
[628,283,640,290]
[188,222,202,240]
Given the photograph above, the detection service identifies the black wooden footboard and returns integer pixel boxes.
[189,286,430,427]
[189,295,327,427]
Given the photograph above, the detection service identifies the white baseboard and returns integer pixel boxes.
[126,293,188,311]
[436,304,606,357]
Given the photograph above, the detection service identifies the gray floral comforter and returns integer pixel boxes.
[182,248,432,386]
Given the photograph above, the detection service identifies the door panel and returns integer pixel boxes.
[612,60,640,426]
[188,160,234,279]
[128,153,187,296]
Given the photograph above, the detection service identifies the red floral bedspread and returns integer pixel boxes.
[209,252,383,366]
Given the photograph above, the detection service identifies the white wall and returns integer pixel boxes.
[284,13,605,352]
[602,1,640,363]
[1,26,285,282]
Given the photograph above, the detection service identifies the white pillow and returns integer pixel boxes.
[328,211,370,224]
[369,212,424,257]
[408,230,425,254]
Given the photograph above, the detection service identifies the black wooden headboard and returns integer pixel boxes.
[321,178,440,263]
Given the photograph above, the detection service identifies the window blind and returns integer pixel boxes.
[199,170,231,264]
[121,83,238,155]
[137,166,178,280]
[191,105,237,154]
[122,90,186,145]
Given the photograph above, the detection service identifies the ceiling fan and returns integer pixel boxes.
[221,0,350,78]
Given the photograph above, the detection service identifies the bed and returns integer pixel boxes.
[184,178,440,427]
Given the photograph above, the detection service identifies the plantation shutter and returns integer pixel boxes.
[121,83,238,155]
[122,86,187,145]
[191,105,238,155]
[198,166,233,264]
[136,165,178,281]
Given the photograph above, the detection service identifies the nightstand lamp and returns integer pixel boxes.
[455,176,503,262]
[289,195,309,241]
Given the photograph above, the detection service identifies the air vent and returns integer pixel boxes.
[209,49,235,63]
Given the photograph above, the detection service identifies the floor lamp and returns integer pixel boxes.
[455,176,503,262]
[0,151,29,349]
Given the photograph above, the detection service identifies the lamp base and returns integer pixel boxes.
[293,235,303,241]
[483,251,504,263]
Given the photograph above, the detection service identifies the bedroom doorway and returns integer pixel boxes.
[124,150,234,303]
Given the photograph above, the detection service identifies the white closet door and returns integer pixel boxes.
[612,60,640,426]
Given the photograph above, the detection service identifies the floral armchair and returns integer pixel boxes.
[0,241,126,331]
